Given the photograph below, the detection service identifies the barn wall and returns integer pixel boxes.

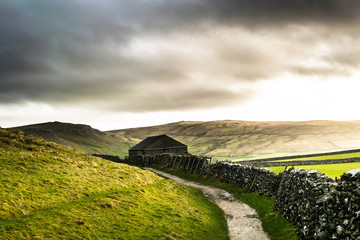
[164,147,187,155]
[128,150,143,157]
[130,147,187,156]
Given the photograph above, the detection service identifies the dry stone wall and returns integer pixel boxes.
[122,154,360,239]
[276,168,360,239]
[206,162,280,196]
[248,148,360,162]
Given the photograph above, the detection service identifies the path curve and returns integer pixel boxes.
[145,168,269,240]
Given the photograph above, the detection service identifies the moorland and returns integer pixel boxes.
[14,120,360,160]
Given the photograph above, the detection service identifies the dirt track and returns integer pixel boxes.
[145,168,269,240]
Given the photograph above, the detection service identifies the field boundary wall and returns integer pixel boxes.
[242,157,360,167]
[248,148,360,162]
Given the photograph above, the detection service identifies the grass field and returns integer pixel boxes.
[0,128,228,239]
[267,162,360,178]
[212,153,300,162]
[269,151,360,162]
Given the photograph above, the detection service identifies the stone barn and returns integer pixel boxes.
[128,134,188,157]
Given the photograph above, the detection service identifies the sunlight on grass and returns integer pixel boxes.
[267,162,360,178]
[270,151,360,162]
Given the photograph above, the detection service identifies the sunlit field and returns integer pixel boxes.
[267,162,360,178]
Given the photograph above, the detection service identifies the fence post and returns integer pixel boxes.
[181,156,186,170]
[200,158,207,175]
[186,156,192,172]
[189,156,194,173]
[172,155,177,169]
[178,156,183,169]
[170,155,174,168]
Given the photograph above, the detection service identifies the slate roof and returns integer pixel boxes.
[129,134,186,151]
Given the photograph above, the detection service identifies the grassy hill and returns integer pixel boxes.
[13,120,360,160]
[11,121,137,156]
[110,120,360,159]
[0,128,228,239]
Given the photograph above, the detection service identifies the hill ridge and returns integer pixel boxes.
[11,121,137,156]
[110,120,360,159]
[11,120,360,159]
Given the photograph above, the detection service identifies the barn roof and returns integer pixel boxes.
[129,134,186,151]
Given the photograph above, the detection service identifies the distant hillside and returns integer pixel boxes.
[0,128,228,239]
[110,120,360,160]
[12,120,360,160]
[11,121,137,156]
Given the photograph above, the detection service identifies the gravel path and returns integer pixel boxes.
[145,168,269,240]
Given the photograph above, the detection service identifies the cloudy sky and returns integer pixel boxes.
[1,0,360,130]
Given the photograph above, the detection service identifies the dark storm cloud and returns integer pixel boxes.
[122,0,360,28]
[1,0,360,112]
[0,0,133,102]
[203,0,360,26]
[0,2,48,77]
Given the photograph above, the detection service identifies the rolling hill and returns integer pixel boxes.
[11,121,137,156]
[110,120,360,160]
[0,128,228,239]
[12,120,360,160]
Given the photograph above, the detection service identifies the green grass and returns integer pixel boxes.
[211,154,297,162]
[0,180,228,239]
[0,128,229,239]
[270,151,360,162]
[267,162,360,178]
[153,167,299,240]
